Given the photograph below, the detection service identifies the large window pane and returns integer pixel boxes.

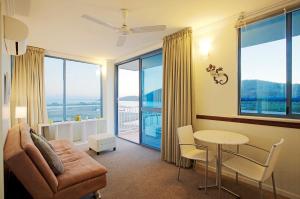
[141,53,162,149]
[292,10,300,114]
[45,57,64,122]
[142,54,163,108]
[240,14,286,115]
[66,60,102,120]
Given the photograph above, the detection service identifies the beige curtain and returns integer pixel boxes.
[11,46,48,130]
[161,28,192,167]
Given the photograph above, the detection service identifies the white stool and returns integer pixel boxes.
[88,133,116,155]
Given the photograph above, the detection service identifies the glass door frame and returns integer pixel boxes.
[114,48,162,150]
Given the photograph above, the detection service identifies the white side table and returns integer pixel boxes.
[88,133,116,155]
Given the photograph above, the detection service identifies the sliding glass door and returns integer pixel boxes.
[116,49,162,150]
[141,53,162,149]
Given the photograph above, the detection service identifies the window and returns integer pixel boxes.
[45,57,64,122]
[45,57,102,122]
[292,11,300,114]
[239,10,300,118]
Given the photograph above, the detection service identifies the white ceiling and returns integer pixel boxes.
[12,0,283,60]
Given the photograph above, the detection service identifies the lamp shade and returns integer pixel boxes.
[15,106,27,119]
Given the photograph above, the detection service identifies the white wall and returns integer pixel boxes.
[102,59,115,134]
[0,1,12,198]
[192,17,300,199]
[45,50,106,66]
[114,42,162,64]
[0,4,3,198]
[1,28,11,142]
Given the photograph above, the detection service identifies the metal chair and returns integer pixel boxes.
[222,139,284,199]
[177,125,215,192]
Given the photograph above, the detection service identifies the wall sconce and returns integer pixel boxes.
[199,38,212,57]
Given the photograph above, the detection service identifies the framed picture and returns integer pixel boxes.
[4,72,11,104]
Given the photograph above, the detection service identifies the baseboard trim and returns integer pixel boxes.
[195,163,300,199]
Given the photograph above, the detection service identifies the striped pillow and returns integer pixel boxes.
[31,133,64,175]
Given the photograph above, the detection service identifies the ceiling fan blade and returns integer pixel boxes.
[131,25,166,33]
[82,14,119,30]
[116,35,127,47]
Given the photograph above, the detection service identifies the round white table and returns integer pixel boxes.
[194,130,249,198]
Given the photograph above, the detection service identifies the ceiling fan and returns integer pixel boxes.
[82,9,167,47]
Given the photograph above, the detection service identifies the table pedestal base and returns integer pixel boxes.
[198,185,240,198]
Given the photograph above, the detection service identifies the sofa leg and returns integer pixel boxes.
[113,147,116,151]
[94,190,101,199]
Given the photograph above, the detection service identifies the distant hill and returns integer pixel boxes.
[119,89,163,102]
[241,80,300,100]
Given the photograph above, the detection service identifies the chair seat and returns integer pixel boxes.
[182,149,214,162]
[223,156,265,182]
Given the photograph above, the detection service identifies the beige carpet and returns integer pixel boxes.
[86,138,287,199]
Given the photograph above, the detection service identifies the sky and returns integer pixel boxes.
[143,66,162,94]
[293,36,300,84]
[44,57,101,102]
[118,69,139,97]
[118,65,162,98]
[241,36,300,84]
[118,53,162,98]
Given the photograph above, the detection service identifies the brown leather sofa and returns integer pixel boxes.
[4,123,107,199]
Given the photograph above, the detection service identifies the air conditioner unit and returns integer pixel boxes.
[4,15,29,56]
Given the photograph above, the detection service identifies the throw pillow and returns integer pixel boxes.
[30,128,54,150]
[31,133,64,175]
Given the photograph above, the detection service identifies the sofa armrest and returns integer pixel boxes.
[6,151,54,199]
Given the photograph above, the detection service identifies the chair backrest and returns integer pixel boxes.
[262,138,284,181]
[177,125,196,156]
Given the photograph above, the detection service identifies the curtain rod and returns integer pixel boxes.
[236,0,300,28]
[244,0,298,18]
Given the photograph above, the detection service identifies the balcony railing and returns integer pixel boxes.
[118,105,139,132]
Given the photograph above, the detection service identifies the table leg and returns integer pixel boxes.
[199,143,240,198]
[217,144,222,199]
[219,144,241,199]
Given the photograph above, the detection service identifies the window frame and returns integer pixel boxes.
[238,10,300,119]
[45,55,103,122]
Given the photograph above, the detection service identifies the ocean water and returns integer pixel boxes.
[46,97,103,122]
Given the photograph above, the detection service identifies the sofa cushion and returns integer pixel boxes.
[31,133,64,175]
[30,128,54,150]
[50,139,107,190]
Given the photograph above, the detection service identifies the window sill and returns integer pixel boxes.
[236,114,300,123]
[41,118,105,126]
[195,114,300,129]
